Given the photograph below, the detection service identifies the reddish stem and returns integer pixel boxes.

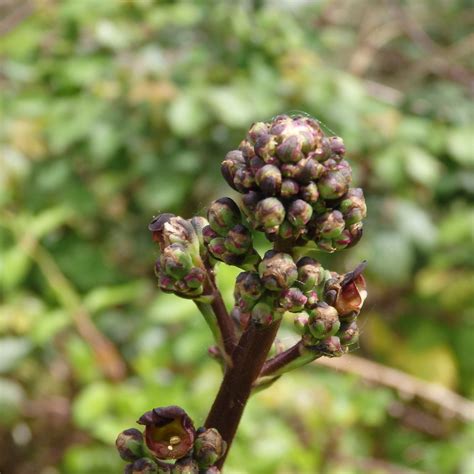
[205,319,281,468]
[260,341,304,377]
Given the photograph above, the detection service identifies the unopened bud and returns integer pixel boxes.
[172,458,199,474]
[280,179,300,199]
[340,188,367,225]
[255,197,285,234]
[129,458,160,474]
[315,211,345,239]
[248,122,269,144]
[258,252,298,291]
[276,135,304,163]
[279,287,307,312]
[255,164,282,196]
[318,169,350,199]
[338,320,359,345]
[294,311,310,334]
[308,303,340,339]
[221,150,245,190]
[162,244,193,280]
[316,335,346,357]
[116,428,145,462]
[225,224,252,255]
[193,428,227,469]
[297,257,323,292]
[207,198,241,236]
[287,199,313,227]
[251,300,276,326]
[299,182,319,203]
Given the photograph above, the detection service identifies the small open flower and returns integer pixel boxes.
[137,406,196,460]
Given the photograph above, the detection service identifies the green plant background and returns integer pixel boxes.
[1,1,473,473]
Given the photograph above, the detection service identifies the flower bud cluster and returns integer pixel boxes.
[221,115,366,252]
[203,197,259,269]
[295,261,368,357]
[117,406,225,473]
[149,214,209,299]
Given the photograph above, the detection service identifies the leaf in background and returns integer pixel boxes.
[0,338,31,373]
[0,378,25,425]
[167,92,208,137]
[403,145,441,187]
[447,126,474,166]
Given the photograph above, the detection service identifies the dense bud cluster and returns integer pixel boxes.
[221,114,366,251]
[203,197,259,269]
[149,215,209,299]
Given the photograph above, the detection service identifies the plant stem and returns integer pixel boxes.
[204,319,281,469]
[210,289,237,358]
[259,341,322,378]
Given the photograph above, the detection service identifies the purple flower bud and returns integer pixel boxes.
[299,182,319,203]
[308,302,340,339]
[239,139,256,160]
[280,179,300,199]
[287,199,313,227]
[116,428,145,462]
[297,257,324,292]
[207,198,241,236]
[202,225,219,245]
[149,215,198,252]
[129,458,161,473]
[255,164,282,196]
[225,224,252,255]
[318,168,350,199]
[328,136,346,156]
[278,220,298,240]
[172,458,199,474]
[346,222,363,248]
[235,272,263,302]
[193,428,227,469]
[276,135,304,163]
[338,320,359,345]
[137,406,195,460]
[258,252,298,291]
[316,335,346,357]
[241,191,261,219]
[281,163,300,179]
[248,121,269,145]
[254,133,277,162]
[296,158,324,183]
[183,267,206,289]
[255,197,285,234]
[279,287,307,312]
[233,167,255,192]
[221,150,245,191]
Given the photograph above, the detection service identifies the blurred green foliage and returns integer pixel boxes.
[1,0,473,473]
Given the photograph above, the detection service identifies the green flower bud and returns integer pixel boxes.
[279,287,307,312]
[308,303,340,339]
[137,406,195,460]
[255,197,285,234]
[305,290,319,309]
[340,188,367,225]
[207,198,242,236]
[221,150,246,190]
[258,251,298,291]
[116,428,145,462]
[251,300,275,326]
[297,257,323,292]
[254,133,277,162]
[208,237,229,260]
[255,164,282,196]
[280,179,300,199]
[172,458,199,474]
[293,311,310,334]
[333,229,351,250]
[248,121,269,144]
[287,199,313,227]
[278,219,298,240]
[225,224,252,255]
[162,244,193,280]
[318,169,350,199]
[193,428,227,469]
[189,217,209,254]
[315,211,345,239]
[299,182,319,203]
[315,335,345,357]
[338,320,359,345]
[316,239,336,253]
